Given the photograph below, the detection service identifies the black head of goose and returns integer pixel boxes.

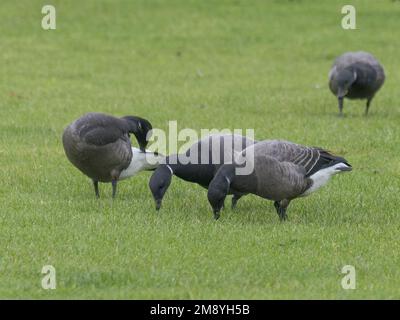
[207,140,352,220]
[328,51,385,116]
[62,112,163,198]
[148,134,255,210]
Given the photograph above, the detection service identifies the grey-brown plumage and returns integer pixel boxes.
[329,51,385,116]
[208,140,352,220]
[62,112,157,198]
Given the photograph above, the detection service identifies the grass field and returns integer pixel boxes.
[1,0,400,299]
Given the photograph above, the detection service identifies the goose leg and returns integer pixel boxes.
[231,194,242,209]
[93,180,100,198]
[338,97,344,117]
[274,200,290,221]
[111,179,118,199]
[273,201,280,214]
[365,97,373,116]
[278,207,288,221]
[273,201,286,221]
[279,199,291,221]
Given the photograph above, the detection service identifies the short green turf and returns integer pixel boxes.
[0,0,399,299]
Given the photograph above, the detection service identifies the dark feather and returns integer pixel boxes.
[307,149,351,177]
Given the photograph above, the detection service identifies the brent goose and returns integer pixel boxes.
[207,140,352,220]
[62,112,162,198]
[329,51,385,116]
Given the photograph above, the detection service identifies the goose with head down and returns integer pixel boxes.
[207,140,352,220]
[149,134,256,211]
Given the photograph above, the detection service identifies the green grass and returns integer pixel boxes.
[1,0,400,299]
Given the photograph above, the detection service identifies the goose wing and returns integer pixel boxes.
[332,51,378,69]
[63,113,134,181]
[253,140,320,176]
[330,51,385,81]
[250,140,350,177]
[75,112,130,147]
[97,136,133,171]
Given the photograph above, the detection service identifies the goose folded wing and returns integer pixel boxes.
[264,141,321,176]
[306,148,350,177]
[73,113,129,146]
[82,126,129,146]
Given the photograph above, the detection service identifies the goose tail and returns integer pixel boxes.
[320,150,352,172]
[307,149,352,177]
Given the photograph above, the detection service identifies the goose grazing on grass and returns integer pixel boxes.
[329,51,385,116]
[207,140,352,220]
[149,134,256,210]
[62,112,163,198]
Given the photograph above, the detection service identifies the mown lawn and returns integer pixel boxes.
[0,0,399,299]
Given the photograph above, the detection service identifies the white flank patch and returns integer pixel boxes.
[302,162,350,196]
[119,148,161,180]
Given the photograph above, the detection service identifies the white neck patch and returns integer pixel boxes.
[166,164,174,175]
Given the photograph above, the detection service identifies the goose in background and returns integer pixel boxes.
[207,140,352,220]
[62,112,163,198]
[329,51,385,116]
[149,134,256,210]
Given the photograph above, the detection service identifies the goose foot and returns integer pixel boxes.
[213,210,220,220]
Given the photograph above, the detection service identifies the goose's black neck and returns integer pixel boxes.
[164,154,219,188]
[216,164,236,184]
